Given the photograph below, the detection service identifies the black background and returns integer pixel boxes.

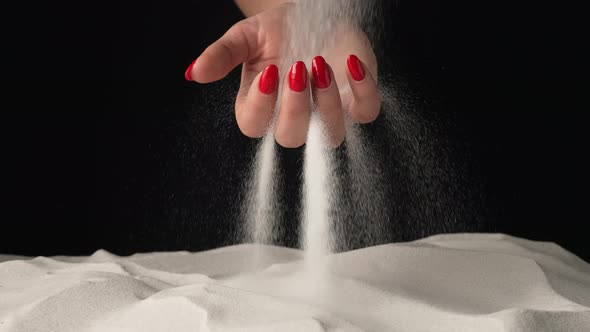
[1,1,588,260]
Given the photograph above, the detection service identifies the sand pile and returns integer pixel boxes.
[1,234,589,332]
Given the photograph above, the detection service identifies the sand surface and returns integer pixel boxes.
[1,233,589,332]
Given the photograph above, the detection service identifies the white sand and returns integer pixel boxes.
[1,234,589,332]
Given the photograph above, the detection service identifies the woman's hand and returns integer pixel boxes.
[185,4,380,148]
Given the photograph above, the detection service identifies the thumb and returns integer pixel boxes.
[187,20,259,83]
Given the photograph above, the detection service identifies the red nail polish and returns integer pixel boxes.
[184,58,197,81]
[289,61,307,92]
[259,64,279,94]
[347,54,365,81]
[311,56,331,89]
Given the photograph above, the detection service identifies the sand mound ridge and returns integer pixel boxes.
[1,234,589,332]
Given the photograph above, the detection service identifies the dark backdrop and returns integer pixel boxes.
[2,1,588,260]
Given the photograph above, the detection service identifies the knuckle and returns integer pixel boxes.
[350,101,380,123]
[275,135,305,148]
[236,109,265,138]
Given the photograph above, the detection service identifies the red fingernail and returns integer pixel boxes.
[289,61,307,92]
[259,64,279,94]
[347,54,365,81]
[311,56,331,89]
[184,58,197,81]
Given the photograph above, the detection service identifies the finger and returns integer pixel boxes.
[274,61,311,148]
[185,20,258,83]
[235,64,279,138]
[345,54,381,123]
[311,56,345,148]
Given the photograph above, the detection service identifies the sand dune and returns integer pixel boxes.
[1,234,589,332]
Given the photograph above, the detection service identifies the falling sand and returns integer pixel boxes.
[243,0,387,274]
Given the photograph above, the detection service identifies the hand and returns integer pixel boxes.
[185,4,380,148]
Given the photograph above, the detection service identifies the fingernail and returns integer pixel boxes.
[184,58,197,81]
[259,64,279,94]
[347,54,365,81]
[311,56,331,89]
[289,61,307,92]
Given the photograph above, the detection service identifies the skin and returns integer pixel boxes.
[186,0,380,148]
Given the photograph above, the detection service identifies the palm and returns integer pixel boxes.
[237,5,287,94]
